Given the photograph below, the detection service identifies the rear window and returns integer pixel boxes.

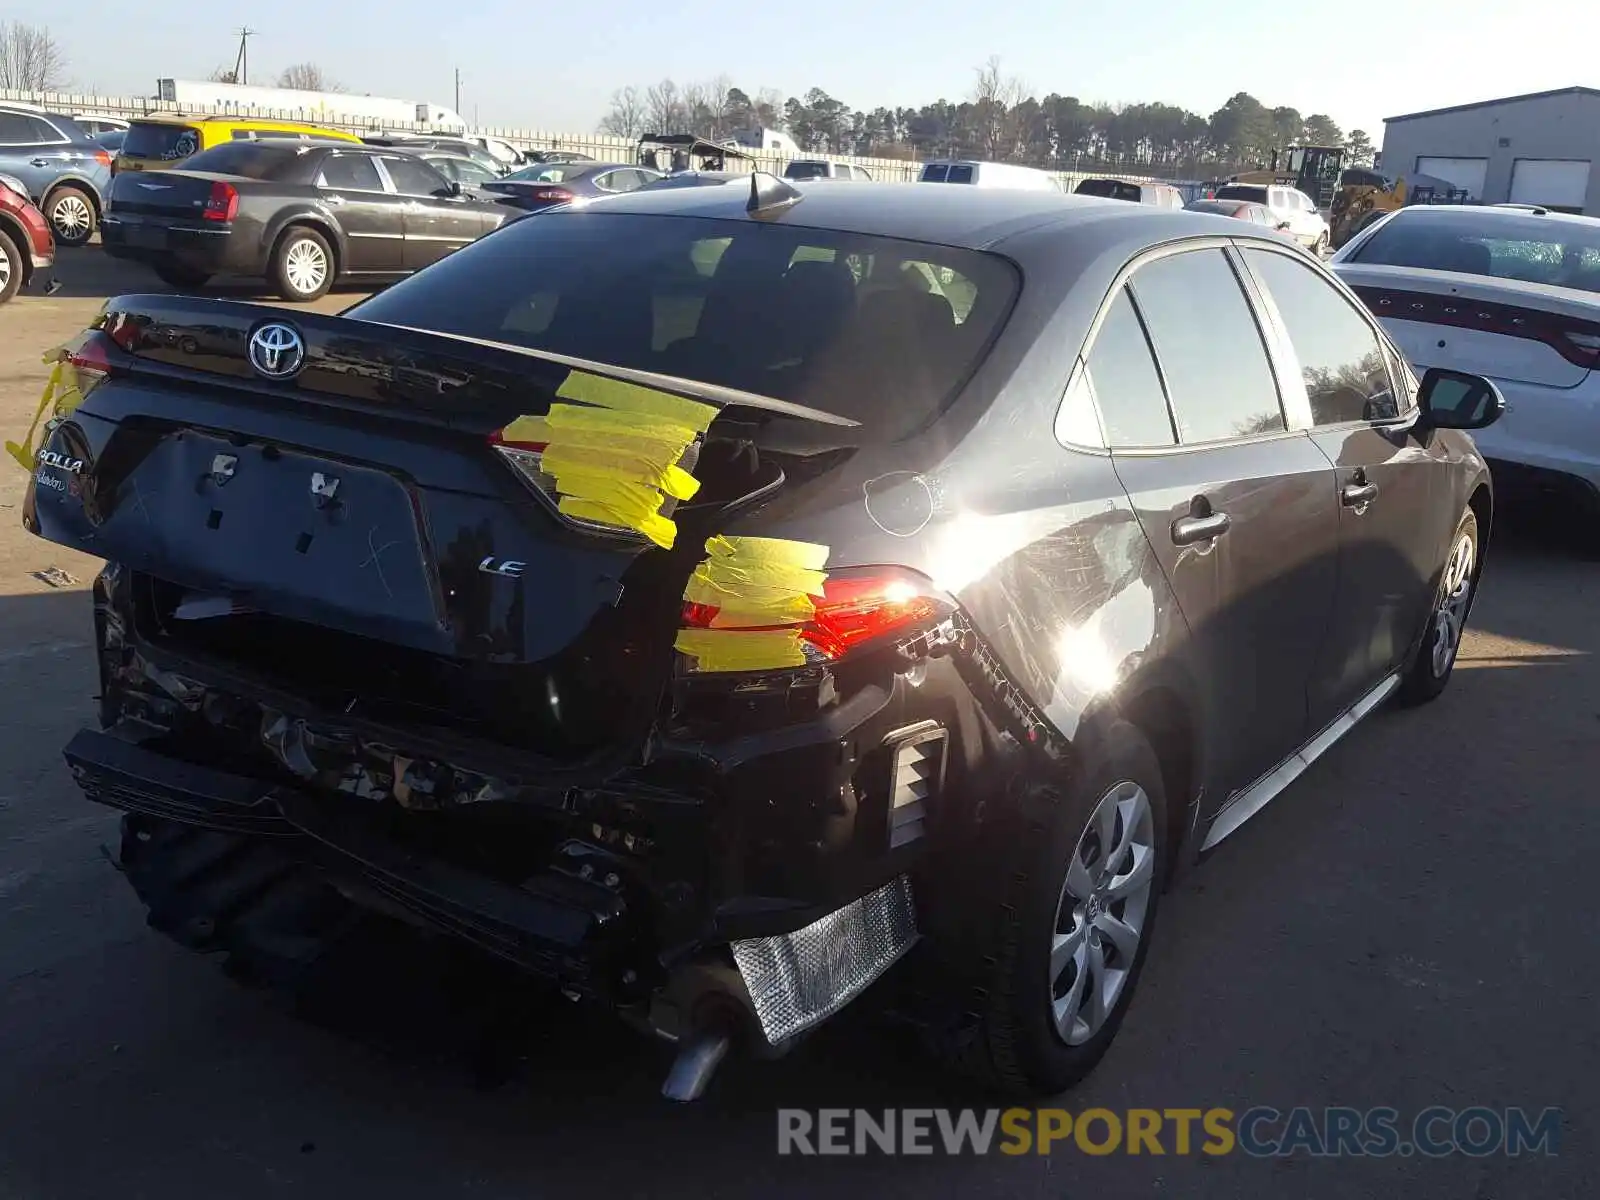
[1350,211,1600,292]
[123,121,202,161]
[1214,184,1268,204]
[348,213,1020,442]
[1075,179,1141,202]
[506,164,572,183]
[784,162,830,180]
[181,143,303,180]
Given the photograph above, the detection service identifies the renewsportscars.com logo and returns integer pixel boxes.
[777,1106,1562,1158]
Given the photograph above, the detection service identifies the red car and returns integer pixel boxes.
[0,173,56,305]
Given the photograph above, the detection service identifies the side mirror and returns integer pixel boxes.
[448,180,463,197]
[1416,367,1506,431]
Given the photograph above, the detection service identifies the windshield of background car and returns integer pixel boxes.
[785,162,830,179]
[1076,179,1140,201]
[1215,184,1269,204]
[348,212,1021,442]
[179,143,303,180]
[1351,211,1600,292]
[123,121,202,161]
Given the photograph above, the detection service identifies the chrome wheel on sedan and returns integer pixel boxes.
[286,239,328,295]
[1051,780,1157,1046]
[1430,527,1476,678]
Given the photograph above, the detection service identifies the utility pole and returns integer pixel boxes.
[454,68,462,115]
[233,27,255,85]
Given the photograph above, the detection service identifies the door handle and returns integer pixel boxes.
[1342,481,1379,507]
[323,194,345,206]
[1171,511,1231,545]
[30,158,51,167]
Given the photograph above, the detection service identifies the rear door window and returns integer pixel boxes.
[1129,248,1285,443]
[1079,287,1176,447]
[319,153,385,191]
[382,155,448,196]
[920,164,949,182]
[1242,247,1401,424]
[348,212,1020,443]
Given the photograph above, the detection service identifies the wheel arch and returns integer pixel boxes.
[1118,684,1200,884]
[0,215,32,284]
[41,175,103,217]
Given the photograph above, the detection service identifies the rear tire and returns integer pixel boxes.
[1398,507,1480,706]
[270,226,334,301]
[0,229,22,304]
[937,721,1168,1096]
[44,185,96,247]
[153,261,210,289]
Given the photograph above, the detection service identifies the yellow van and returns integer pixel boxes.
[114,115,362,174]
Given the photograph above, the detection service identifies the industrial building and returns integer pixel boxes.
[1380,86,1600,215]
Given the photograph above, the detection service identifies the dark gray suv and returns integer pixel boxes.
[29,183,1504,1100]
[0,105,112,246]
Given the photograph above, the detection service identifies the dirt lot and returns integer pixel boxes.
[0,249,1595,1199]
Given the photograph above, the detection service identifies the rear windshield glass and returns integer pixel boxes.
[1186,200,1243,216]
[180,143,302,179]
[1351,211,1600,291]
[123,122,202,161]
[920,164,948,182]
[1214,184,1269,204]
[785,162,829,180]
[505,164,572,183]
[1076,179,1140,202]
[348,212,1020,442]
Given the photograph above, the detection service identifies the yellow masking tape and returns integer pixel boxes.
[560,497,679,550]
[676,536,834,671]
[674,628,808,671]
[556,370,719,432]
[6,349,83,473]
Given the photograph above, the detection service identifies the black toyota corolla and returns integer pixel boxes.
[24,176,1504,1101]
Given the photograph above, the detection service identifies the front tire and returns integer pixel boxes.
[942,721,1168,1096]
[1398,507,1480,705]
[44,185,96,247]
[0,229,22,304]
[270,226,334,302]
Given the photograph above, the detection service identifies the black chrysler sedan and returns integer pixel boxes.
[98,140,511,301]
[25,175,1503,1102]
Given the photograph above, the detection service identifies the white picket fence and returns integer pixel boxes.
[2,86,1185,191]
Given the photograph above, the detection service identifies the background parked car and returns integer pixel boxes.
[636,170,746,191]
[521,150,595,166]
[100,139,510,301]
[116,115,363,176]
[918,159,1061,190]
[1186,197,1296,235]
[1214,182,1331,253]
[417,152,506,199]
[360,135,509,176]
[482,161,664,212]
[1333,204,1600,550]
[0,105,111,247]
[783,159,872,181]
[0,173,54,304]
[94,130,126,155]
[1075,178,1185,209]
[70,114,130,138]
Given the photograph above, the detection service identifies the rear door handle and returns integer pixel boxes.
[1172,511,1231,545]
[1342,481,1379,507]
[30,157,51,167]
[323,194,345,206]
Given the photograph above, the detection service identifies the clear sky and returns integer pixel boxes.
[47,1,1593,143]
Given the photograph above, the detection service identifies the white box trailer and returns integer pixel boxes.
[155,79,467,132]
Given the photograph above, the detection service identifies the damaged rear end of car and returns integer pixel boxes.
[25,199,1045,1097]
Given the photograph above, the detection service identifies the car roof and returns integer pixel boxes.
[562,178,1269,251]
[1379,204,1600,230]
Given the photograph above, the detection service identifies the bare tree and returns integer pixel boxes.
[0,21,68,91]
[645,79,685,133]
[207,65,240,84]
[698,74,734,138]
[971,55,1026,159]
[598,85,647,139]
[277,63,343,92]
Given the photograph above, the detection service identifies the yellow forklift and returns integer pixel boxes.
[1327,167,1473,248]
[1227,145,1347,212]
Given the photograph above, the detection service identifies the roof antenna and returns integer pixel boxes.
[747,171,804,219]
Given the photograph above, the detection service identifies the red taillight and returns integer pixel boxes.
[67,335,113,380]
[1352,286,1600,370]
[93,148,112,169]
[679,569,950,665]
[531,188,574,203]
[202,181,238,222]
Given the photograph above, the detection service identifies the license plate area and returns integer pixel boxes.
[131,432,440,630]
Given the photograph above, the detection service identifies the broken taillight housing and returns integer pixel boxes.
[680,567,953,666]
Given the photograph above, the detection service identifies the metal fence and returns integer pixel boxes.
[2,87,1199,192]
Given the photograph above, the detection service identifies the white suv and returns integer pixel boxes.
[1215,183,1331,254]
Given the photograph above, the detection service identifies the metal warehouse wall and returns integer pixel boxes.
[1381,92,1600,213]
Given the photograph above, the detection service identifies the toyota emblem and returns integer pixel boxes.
[247,322,306,380]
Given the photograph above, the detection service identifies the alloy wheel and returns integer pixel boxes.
[51,194,92,240]
[285,239,328,296]
[1050,780,1156,1046]
[0,246,12,293]
[1431,530,1476,677]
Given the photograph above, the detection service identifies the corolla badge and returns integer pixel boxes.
[247,322,306,380]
